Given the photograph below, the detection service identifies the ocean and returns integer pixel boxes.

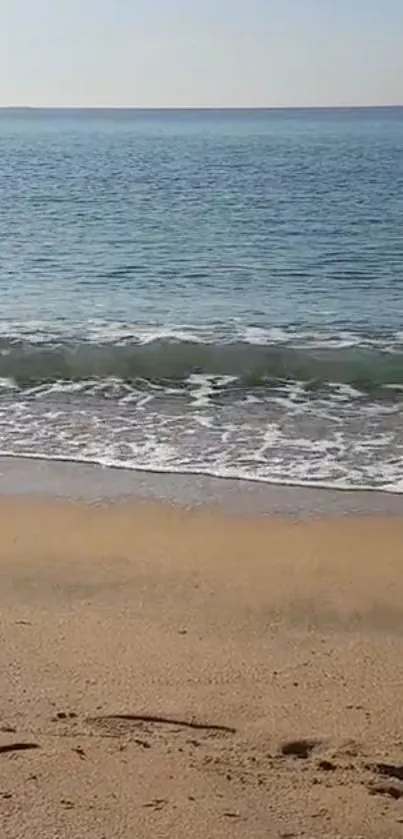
[0,107,403,492]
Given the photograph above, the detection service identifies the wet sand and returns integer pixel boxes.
[1,454,403,514]
[1,498,403,838]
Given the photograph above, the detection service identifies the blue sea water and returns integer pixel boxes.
[0,107,403,491]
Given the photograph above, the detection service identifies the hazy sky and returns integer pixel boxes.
[1,0,402,107]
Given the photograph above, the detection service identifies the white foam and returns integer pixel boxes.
[1,317,403,355]
[194,415,214,429]
[241,326,290,345]
[0,378,18,390]
[383,477,403,493]
[187,374,214,408]
[331,383,362,400]
[0,364,402,494]
[186,374,237,408]
[2,446,401,494]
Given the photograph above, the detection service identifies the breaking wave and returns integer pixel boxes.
[1,338,403,393]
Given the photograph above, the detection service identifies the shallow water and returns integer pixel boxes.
[1,107,403,490]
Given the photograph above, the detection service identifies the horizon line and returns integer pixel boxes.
[1,104,402,111]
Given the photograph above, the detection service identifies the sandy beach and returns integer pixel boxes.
[1,496,403,838]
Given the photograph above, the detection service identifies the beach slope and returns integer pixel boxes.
[1,499,403,838]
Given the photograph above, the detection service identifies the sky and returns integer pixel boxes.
[1,0,402,108]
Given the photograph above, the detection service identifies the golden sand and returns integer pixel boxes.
[1,499,403,838]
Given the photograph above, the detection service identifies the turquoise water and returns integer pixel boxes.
[1,107,403,490]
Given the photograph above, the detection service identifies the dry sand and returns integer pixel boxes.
[1,499,403,838]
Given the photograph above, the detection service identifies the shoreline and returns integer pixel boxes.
[1,453,403,516]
